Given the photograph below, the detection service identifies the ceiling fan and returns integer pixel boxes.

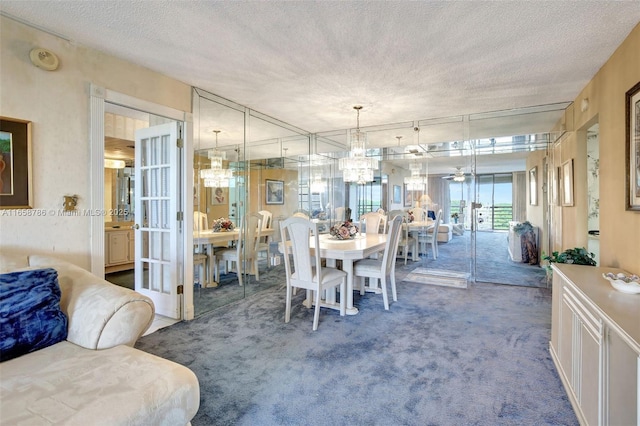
[442,167,469,182]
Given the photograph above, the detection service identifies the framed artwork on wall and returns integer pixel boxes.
[562,159,574,207]
[529,166,538,205]
[0,117,32,209]
[265,179,284,205]
[625,81,640,210]
[209,187,228,205]
[393,185,401,204]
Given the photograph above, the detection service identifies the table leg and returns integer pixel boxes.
[343,260,359,315]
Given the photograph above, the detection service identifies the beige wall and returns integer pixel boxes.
[552,23,640,273]
[0,17,191,269]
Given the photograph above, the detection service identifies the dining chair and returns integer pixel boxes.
[397,214,418,265]
[353,216,403,310]
[213,213,262,286]
[257,210,272,268]
[418,209,442,260]
[280,217,347,331]
[360,212,384,235]
[193,212,210,286]
[334,206,345,222]
[411,207,427,222]
[292,211,310,219]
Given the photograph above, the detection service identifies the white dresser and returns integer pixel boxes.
[550,263,639,425]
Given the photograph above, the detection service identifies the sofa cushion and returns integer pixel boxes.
[0,268,68,362]
[0,341,200,425]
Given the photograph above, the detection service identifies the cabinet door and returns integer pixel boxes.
[607,330,638,425]
[559,293,575,386]
[127,230,135,262]
[579,321,600,426]
[108,231,129,265]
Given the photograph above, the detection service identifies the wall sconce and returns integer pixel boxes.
[581,98,589,112]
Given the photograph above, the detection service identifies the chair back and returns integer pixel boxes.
[383,216,403,272]
[388,210,405,221]
[334,207,345,221]
[411,207,427,222]
[280,217,322,291]
[258,210,272,229]
[237,213,262,260]
[429,209,443,243]
[194,212,209,232]
[292,211,310,219]
[360,212,384,235]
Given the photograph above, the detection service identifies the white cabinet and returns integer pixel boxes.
[550,264,640,425]
[105,228,135,273]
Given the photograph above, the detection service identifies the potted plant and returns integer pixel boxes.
[450,212,459,223]
[543,247,597,274]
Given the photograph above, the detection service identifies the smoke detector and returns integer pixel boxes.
[29,48,60,71]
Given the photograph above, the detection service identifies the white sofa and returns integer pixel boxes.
[0,254,200,425]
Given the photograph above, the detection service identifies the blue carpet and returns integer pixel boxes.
[136,271,577,425]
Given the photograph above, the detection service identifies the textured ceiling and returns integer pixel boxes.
[2,1,639,135]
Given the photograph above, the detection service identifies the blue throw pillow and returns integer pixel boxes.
[0,268,68,362]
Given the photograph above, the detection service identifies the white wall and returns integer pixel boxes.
[0,17,191,269]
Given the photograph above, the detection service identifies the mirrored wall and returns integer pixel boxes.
[193,87,570,316]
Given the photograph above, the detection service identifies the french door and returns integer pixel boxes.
[134,122,182,319]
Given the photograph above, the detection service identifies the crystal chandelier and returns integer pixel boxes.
[338,106,378,184]
[200,130,233,187]
[453,167,466,182]
[404,160,427,191]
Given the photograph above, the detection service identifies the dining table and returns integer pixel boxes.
[193,228,274,287]
[280,232,388,315]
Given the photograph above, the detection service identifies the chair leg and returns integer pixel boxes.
[254,259,260,282]
[432,242,437,260]
[390,271,398,302]
[381,276,389,310]
[312,290,321,331]
[285,284,292,323]
[404,246,408,265]
[237,261,244,286]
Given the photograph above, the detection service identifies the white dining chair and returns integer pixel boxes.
[418,209,442,260]
[280,217,347,331]
[213,213,262,286]
[353,216,403,310]
[397,214,418,265]
[411,207,427,222]
[257,210,272,268]
[193,212,210,286]
[360,212,384,235]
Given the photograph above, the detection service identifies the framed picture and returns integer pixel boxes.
[403,183,413,207]
[209,186,228,205]
[529,166,538,205]
[625,81,640,210]
[265,179,284,205]
[562,159,574,207]
[0,117,32,209]
[393,185,401,204]
[552,166,561,206]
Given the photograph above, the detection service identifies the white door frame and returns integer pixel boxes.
[89,84,195,320]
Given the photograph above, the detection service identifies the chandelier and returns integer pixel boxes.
[200,130,233,187]
[453,167,466,182]
[404,160,428,191]
[338,105,378,184]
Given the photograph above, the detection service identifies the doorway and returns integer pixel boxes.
[90,85,192,320]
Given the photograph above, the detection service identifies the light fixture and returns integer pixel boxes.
[404,160,427,191]
[338,105,378,184]
[104,158,125,169]
[200,130,233,187]
[453,167,466,182]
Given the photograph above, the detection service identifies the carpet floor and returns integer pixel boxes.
[136,269,577,425]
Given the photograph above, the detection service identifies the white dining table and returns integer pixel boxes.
[280,232,388,315]
[193,229,274,287]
